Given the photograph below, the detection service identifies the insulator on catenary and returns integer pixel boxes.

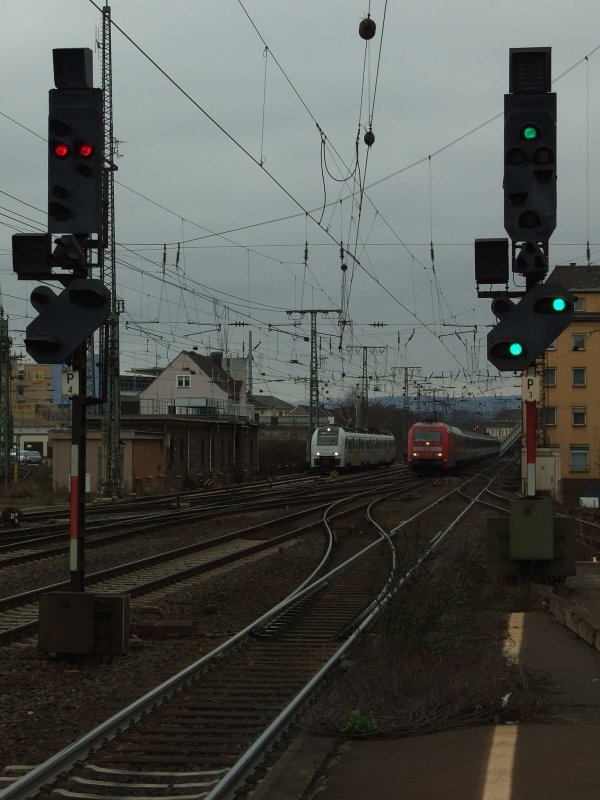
[359,16,376,40]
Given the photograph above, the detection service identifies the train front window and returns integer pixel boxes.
[413,430,442,442]
[317,427,339,445]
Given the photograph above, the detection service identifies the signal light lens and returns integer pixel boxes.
[508,342,524,357]
[78,142,93,158]
[518,210,541,229]
[533,296,571,314]
[54,143,69,158]
[522,125,539,141]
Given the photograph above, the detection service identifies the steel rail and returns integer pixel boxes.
[0,469,495,800]
[0,485,402,800]
[202,474,504,800]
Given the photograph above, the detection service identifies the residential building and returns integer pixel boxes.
[248,395,294,424]
[544,264,600,504]
[10,361,69,456]
[139,351,250,418]
[49,350,257,494]
[285,405,333,426]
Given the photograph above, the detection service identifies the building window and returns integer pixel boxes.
[544,367,557,386]
[569,445,589,472]
[571,333,586,351]
[572,406,587,426]
[574,297,586,312]
[177,374,191,388]
[572,367,586,387]
[546,406,557,426]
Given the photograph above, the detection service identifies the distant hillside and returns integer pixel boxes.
[318,394,520,417]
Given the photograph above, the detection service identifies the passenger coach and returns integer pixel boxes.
[310,425,395,470]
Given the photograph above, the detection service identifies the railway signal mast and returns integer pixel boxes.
[13,49,110,596]
[475,48,575,580]
[479,49,574,476]
[11,48,128,655]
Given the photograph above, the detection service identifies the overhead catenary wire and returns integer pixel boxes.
[4,7,597,394]
[83,0,410,343]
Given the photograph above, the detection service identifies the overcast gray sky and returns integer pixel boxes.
[1,0,599,404]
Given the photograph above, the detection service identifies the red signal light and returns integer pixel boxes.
[78,143,93,158]
[54,143,69,158]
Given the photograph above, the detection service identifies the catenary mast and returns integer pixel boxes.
[100,4,122,494]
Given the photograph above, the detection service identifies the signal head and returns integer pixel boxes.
[48,88,103,234]
[504,93,557,241]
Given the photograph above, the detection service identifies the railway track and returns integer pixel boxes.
[458,464,600,558]
[0,474,422,646]
[0,465,514,800]
[0,467,408,567]
[0,491,398,800]
[2,468,390,532]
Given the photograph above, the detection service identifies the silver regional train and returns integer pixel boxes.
[310,425,395,470]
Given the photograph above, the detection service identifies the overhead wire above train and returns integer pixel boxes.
[3,5,598,397]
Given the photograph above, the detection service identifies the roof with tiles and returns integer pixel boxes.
[248,395,294,410]
[547,264,600,291]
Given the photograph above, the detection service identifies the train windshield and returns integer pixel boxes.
[413,429,442,441]
[316,427,339,445]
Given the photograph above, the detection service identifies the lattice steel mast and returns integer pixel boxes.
[346,345,386,427]
[287,308,340,441]
[100,4,121,494]
[0,312,13,488]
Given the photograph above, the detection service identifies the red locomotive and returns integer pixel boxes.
[407,422,500,474]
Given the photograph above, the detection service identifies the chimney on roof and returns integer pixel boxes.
[570,262,576,267]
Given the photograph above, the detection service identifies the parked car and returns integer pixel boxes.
[11,450,43,464]
[22,450,42,463]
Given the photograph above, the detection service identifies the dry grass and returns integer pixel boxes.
[308,540,546,738]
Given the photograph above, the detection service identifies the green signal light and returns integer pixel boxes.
[552,297,567,312]
[522,125,539,141]
[508,342,524,357]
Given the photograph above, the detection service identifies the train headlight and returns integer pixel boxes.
[437,452,442,456]
[334,451,339,456]
[316,451,320,456]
